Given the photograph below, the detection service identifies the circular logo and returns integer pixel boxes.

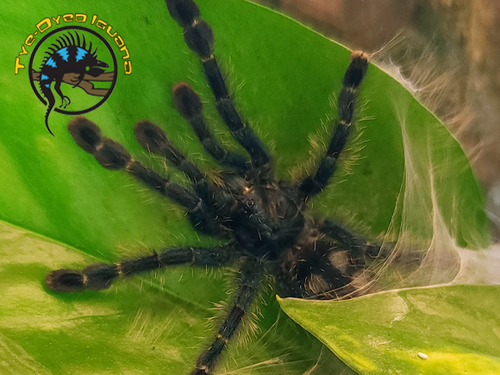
[29,25,117,135]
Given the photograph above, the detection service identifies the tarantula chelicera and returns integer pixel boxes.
[46,0,380,373]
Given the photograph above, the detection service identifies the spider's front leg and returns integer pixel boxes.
[68,117,232,236]
[300,51,369,199]
[166,0,271,177]
[69,117,202,210]
[133,119,211,202]
[190,257,263,375]
[172,82,250,176]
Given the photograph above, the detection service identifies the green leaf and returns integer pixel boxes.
[0,220,351,374]
[0,0,492,374]
[278,285,500,375]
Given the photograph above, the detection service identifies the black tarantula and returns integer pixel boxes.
[46,0,379,373]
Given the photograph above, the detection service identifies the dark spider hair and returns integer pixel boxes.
[45,0,380,373]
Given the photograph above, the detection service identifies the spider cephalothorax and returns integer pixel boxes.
[46,0,378,373]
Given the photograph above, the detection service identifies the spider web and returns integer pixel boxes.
[360,59,500,295]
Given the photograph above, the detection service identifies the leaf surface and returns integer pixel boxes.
[279,285,500,375]
[0,0,491,374]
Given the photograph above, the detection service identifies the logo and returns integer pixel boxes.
[15,15,132,135]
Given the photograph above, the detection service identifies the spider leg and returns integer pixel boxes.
[166,0,271,175]
[45,244,238,292]
[321,219,380,261]
[68,117,201,211]
[274,255,353,300]
[300,51,369,199]
[134,120,210,200]
[191,257,263,375]
[69,117,234,237]
[134,119,246,237]
[172,82,249,176]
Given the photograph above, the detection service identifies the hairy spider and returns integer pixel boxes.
[45,0,379,373]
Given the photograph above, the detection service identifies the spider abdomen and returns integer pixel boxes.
[46,1,373,373]
[274,231,365,299]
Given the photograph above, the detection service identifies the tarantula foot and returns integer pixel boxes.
[172,82,203,120]
[166,0,200,27]
[69,117,131,170]
[68,117,103,153]
[350,50,370,63]
[134,121,169,154]
[45,269,85,292]
[344,50,369,89]
[46,263,118,292]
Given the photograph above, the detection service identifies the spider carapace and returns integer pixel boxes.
[46,0,379,373]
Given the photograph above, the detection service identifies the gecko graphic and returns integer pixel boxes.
[38,32,109,135]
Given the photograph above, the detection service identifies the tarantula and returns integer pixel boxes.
[46,0,379,373]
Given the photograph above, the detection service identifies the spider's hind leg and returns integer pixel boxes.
[166,0,271,177]
[300,51,369,199]
[321,219,380,262]
[46,244,238,292]
[190,257,263,375]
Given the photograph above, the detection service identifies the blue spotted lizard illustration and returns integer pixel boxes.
[39,32,109,135]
